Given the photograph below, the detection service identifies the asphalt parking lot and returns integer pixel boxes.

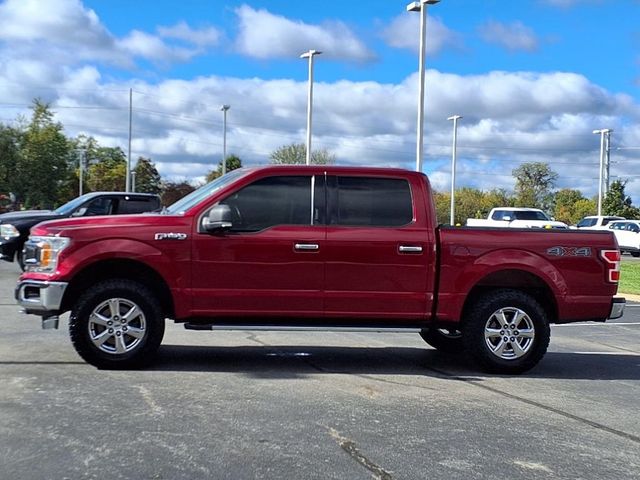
[1,261,639,480]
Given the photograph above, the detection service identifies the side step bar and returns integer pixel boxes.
[184,323,424,333]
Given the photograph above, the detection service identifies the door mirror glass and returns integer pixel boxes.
[502,215,511,221]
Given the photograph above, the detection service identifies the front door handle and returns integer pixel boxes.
[294,243,319,251]
[399,245,423,253]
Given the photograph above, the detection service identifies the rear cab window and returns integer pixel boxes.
[329,176,413,227]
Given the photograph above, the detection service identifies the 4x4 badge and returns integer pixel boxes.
[154,233,188,240]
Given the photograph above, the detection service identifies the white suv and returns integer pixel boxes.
[575,215,625,230]
[608,220,640,257]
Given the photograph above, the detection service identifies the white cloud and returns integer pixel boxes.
[233,5,375,62]
[157,21,221,47]
[478,20,539,52]
[381,14,462,54]
[0,0,219,69]
[117,30,198,63]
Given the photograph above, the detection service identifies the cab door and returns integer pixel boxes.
[323,175,434,321]
[191,174,326,318]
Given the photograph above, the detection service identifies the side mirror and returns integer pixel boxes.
[203,204,233,233]
[502,215,512,222]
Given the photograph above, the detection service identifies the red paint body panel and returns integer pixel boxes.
[20,166,619,325]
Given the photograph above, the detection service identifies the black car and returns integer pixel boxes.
[0,192,161,269]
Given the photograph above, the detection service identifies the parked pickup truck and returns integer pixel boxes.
[15,166,624,374]
[0,192,161,270]
[467,207,568,229]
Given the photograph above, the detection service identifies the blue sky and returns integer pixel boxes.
[1,0,640,201]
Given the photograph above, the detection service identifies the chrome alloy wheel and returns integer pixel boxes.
[88,298,147,355]
[484,307,535,360]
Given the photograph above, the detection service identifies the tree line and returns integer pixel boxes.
[435,162,640,225]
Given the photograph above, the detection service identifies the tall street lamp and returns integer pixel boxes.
[300,49,322,165]
[593,128,613,216]
[448,115,462,225]
[407,0,440,173]
[221,105,230,175]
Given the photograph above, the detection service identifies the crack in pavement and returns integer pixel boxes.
[328,427,393,480]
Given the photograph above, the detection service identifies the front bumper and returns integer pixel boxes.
[15,280,68,314]
[609,297,625,320]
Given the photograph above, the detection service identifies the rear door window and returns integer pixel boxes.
[330,176,413,227]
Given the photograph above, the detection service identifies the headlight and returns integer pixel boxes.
[1,224,20,240]
[24,236,71,273]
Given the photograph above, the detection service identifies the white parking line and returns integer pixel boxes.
[574,351,640,356]
[554,322,640,327]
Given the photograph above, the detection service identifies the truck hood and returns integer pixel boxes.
[30,213,183,236]
[0,210,62,224]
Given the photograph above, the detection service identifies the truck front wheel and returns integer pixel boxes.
[463,289,550,374]
[69,279,165,369]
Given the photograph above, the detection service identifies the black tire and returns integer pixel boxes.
[462,289,550,375]
[631,252,640,258]
[69,279,165,369]
[17,249,25,271]
[419,327,464,354]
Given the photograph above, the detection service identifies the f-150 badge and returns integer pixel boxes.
[154,233,188,240]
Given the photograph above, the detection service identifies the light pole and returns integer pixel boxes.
[126,88,132,192]
[131,171,136,193]
[220,105,230,175]
[407,0,440,173]
[78,148,86,196]
[300,49,322,165]
[448,115,462,225]
[593,128,613,216]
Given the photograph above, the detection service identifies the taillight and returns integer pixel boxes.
[600,249,621,283]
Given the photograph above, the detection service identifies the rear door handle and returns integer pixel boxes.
[399,245,423,253]
[294,243,319,251]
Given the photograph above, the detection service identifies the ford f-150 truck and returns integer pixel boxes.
[15,166,625,374]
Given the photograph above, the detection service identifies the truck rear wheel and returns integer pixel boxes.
[419,328,463,353]
[69,279,165,369]
[463,289,550,374]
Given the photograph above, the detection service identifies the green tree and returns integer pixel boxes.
[512,162,558,211]
[206,154,242,182]
[0,125,22,197]
[15,100,72,208]
[553,189,593,225]
[134,157,162,194]
[85,146,127,191]
[603,180,640,218]
[270,143,335,165]
[161,181,196,206]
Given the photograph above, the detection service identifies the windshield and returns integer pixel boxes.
[54,193,95,215]
[513,210,551,221]
[165,168,249,214]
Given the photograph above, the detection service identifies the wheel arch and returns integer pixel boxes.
[60,259,175,318]
[461,269,558,326]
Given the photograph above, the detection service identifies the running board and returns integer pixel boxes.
[183,323,424,333]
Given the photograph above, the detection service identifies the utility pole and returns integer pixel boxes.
[78,148,86,196]
[126,88,133,192]
[593,128,613,216]
[448,115,462,225]
[220,105,230,175]
[604,130,612,195]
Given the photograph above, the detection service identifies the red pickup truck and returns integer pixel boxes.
[16,166,625,374]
